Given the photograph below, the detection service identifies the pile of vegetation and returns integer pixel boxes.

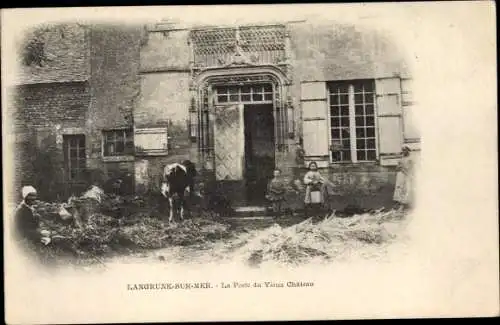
[220,208,407,267]
[31,196,232,265]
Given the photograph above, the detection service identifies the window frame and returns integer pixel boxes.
[101,128,134,159]
[327,80,379,164]
[214,83,274,105]
[63,134,86,183]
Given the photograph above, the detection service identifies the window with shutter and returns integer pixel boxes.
[327,80,378,163]
[375,77,403,166]
[300,81,329,168]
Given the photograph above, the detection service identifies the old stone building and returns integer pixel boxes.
[12,23,142,199]
[12,19,420,208]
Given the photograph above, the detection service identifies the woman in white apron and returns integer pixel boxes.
[393,146,415,209]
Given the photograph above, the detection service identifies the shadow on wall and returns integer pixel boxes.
[15,131,66,202]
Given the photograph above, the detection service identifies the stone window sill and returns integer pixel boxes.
[329,162,393,172]
[102,155,135,163]
[135,150,169,157]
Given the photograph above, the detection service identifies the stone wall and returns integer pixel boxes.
[12,82,91,200]
[15,23,90,84]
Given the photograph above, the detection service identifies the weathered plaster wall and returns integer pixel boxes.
[139,29,191,71]
[288,21,409,144]
[135,29,196,192]
[283,22,411,199]
[87,24,143,184]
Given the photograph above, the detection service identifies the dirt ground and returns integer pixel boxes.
[19,191,411,270]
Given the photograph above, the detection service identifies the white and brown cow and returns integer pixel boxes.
[160,160,197,223]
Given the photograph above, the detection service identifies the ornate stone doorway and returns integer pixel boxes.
[192,67,290,204]
[188,25,294,204]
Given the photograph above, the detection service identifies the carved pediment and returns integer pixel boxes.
[190,24,287,69]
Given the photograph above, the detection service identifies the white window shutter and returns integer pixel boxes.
[401,78,420,141]
[376,77,403,166]
[301,81,329,167]
[134,127,168,156]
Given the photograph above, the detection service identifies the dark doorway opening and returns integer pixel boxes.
[244,104,275,205]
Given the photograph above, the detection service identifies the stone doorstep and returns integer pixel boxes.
[231,205,271,219]
[233,206,267,213]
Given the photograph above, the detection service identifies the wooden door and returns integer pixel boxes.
[214,103,245,181]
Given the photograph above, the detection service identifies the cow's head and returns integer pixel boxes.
[181,160,197,179]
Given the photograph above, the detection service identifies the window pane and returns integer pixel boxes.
[357,140,366,149]
[252,93,263,101]
[331,117,340,127]
[330,83,349,93]
[357,150,367,161]
[331,128,340,139]
[365,104,374,115]
[241,85,251,93]
[366,127,375,137]
[340,106,349,116]
[342,138,350,148]
[332,151,341,162]
[126,140,134,151]
[364,81,374,92]
[216,87,227,96]
[116,142,125,153]
[229,94,239,102]
[342,150,351,161]
[353,82,364,93]
[355,116,365,126]
[355,105,364,115]
[356,128,366,138]
[78,138,85,148]
[354,80,374,93]
[366,116,375,126]
[339,94,349,105]
[218,95,228,103]
[241,94,251,101]
[264,93,273,101]
[367,150,376,160]
[364,94,374,105]
[330,106,340,116]
[263,84,272,92]
[367,138,376,149]
[107,143,115,155]
[341,128,350,139]
[330,95,339,105]
[341,117,349,127]
[354,93,364,103]
[228,86,238,95]
[69,148,78,158]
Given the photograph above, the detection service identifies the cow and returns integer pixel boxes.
[160,160,197,223]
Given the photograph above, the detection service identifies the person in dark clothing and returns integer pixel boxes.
[13,186,50,249]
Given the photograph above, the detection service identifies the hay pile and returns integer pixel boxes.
[221,208,407,267]
[33,201,231,263]
[37,215,232,260]
[115,217,231,249]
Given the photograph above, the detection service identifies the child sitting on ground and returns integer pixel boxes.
[266,169,286,216]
